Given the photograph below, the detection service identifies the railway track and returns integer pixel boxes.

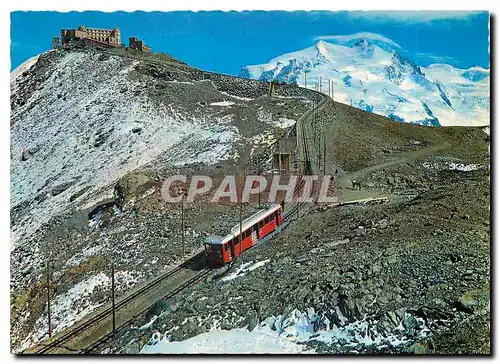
[25,82,330,355]
[83,267,211,354]
[284,92,330,220]
[28,253,208,354]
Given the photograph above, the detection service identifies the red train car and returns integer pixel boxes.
[204,204,283,268]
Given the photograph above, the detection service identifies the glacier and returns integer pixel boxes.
[240,35,490,127]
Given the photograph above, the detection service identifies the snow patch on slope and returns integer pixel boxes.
[10,53,43,83]
[18,273,110,351]
[210,101,235,106]
[18,269,145,352]
[10,51,240,248]
[221,259,270,282]
[140,306,432,354]
[141,330,306,354]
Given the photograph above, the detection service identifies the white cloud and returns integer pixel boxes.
[344,10,486,24]
[314,32,402,48]
[416,52,457,65]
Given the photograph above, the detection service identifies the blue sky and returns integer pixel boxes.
[11,11,490,73]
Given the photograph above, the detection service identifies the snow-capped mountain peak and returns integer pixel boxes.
[240,34,489,126]
[316,32,402,51]
[315,39,329,56]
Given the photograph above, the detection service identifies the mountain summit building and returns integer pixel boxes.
[61,25,121,47]
[129,37,151,52]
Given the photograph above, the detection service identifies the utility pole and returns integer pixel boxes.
[258,163,262,207]
[297,166,301,219]
[46,260,52,338]
[315,99,320,170]
[319,76,322,93]
[304,72,307,88]
[323,137,327,175]
[111,263,116,336]
[181,197,185,257]
[328,79,331,98]
[278,127,282,176]
[239,201,243,256]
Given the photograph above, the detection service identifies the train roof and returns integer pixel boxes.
[206,204,281,245]
[229,204,281,235]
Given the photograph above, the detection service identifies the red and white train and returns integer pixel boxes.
[204,204,283,268]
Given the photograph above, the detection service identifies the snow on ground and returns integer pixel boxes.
[18,273,110,351]
[140,306,432,354]
[422,161,487,172]
[139,315,159,331]
[257,109,296,129]
[10,53,43,83]
[10,52,241,249]
[276,118,297,128]
[447,162,485,172]
[220,259,270,282]
[248,131,276,155]
[140,329,307,354]
[165,80,195,85]
[17,269,144,352]
[210,101,235,106]
[252,308,418,350]
[65,244,106,267]
[219,91,254,101]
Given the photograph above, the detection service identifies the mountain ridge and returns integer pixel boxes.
[240,35,490,127]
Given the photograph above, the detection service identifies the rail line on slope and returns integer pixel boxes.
[82,267,211,354]
[284,91,330,220]
[26,77,331,355]
[30,253,206,354]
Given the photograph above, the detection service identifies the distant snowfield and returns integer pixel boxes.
[241,35,490,127]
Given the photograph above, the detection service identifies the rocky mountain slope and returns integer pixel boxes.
[10,45,316,351]
[105,94,490,355]
[10,43,489,355]
[240,33,489,127]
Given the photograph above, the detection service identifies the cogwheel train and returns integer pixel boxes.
[204,204,283,268]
